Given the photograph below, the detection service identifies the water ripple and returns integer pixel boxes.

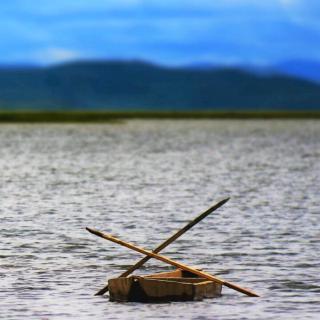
[1,120,320,320]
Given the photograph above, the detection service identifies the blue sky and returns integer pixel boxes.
[1,0,320,66]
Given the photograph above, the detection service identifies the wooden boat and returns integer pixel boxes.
[87,199,259,299]
[108,269,222,302]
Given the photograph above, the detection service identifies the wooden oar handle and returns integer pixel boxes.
[94,198,229,296]
[223,281,259,297]
[86,227,259,297]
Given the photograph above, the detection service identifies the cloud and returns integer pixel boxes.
[32,47,83,64]
[0,0,320,65]
[279,0,299,7]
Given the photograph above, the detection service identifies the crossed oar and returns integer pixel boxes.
[87,198,259,297]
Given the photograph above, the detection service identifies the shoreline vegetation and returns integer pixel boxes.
[0,110,320,122]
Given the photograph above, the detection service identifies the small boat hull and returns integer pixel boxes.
[108,269,222,302]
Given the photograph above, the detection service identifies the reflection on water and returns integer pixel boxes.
[1,120,319,319]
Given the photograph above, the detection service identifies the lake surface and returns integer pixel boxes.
[1,120,319,320]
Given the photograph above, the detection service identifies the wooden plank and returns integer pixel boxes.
[86,227,259,297]
[108,276,222,302]
[144,269,183,278]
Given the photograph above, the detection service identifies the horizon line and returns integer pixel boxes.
[1,57,320,69]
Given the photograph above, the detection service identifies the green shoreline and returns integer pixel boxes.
[0,110,320,122]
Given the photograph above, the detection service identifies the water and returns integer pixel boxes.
[0,120,319,320]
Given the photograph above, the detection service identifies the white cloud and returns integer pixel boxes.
[279,0,298,7]
[3,0,142,16]
[33,47,83,64]
[1,0,320,65]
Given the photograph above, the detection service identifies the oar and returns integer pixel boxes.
[86,227,259,297]
[95,198,229,295]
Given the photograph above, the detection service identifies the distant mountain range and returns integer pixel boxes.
[188,60,320,83]
[274,60,320,83]
[0,60,320,110]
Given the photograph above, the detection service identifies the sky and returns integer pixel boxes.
[1,0,320,66]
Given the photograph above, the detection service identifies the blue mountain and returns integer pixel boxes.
[274,60,320,83]
[0,60,319,110]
